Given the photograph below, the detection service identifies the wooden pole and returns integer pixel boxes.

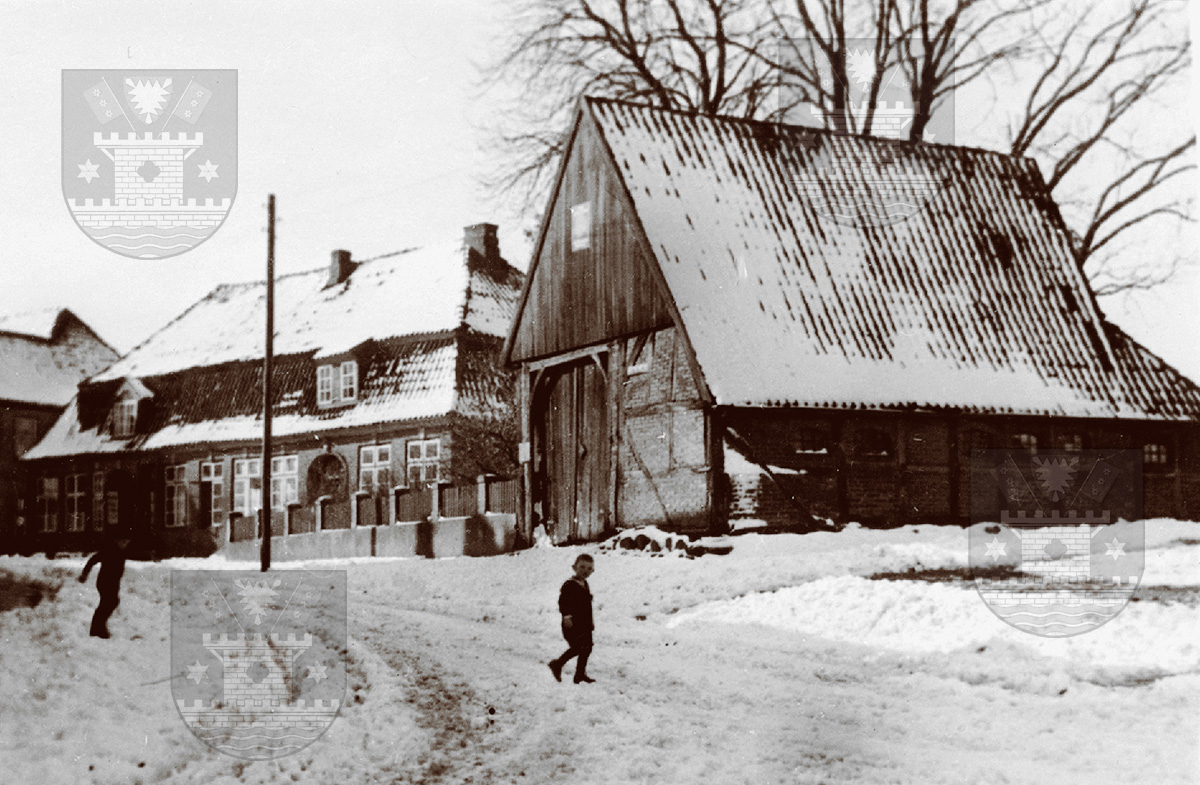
[261,194,275,572]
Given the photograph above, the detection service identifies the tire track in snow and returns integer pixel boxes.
[358,616,498,784]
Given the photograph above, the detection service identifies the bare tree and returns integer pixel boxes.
[481,0,775,211]
[1005,0,1193,284]
[758,0,897,136]
[483,0,1194,295]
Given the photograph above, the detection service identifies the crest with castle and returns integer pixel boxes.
[176,576,339,759]
[795,49,945,226]
[69,74,233,258]
[972,450,1143,636]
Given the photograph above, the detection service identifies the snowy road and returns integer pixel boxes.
[1,520,1197,784]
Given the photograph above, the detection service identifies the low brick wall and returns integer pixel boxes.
[219,513,518,562]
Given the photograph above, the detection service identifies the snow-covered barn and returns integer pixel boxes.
[503,97,1200,542]
[23,225,524,559]
[0,308,118,554]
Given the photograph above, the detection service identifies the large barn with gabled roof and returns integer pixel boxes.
[503,97,1200,543]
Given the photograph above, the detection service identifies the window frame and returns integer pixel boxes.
[340,360,358,401]
[111,399,138,438]
[269,455,299,510]
[405,438,442,487]
[317,365,334,405]
[317,361,359,407]
[359,444,393,495]
[1143,442,1170,469]
[233,458,262,517]
[65,473,87,532]
[1057,433,1083,453]
[38,476,59,533]
[164,464,187,528]
[200,461,225,526]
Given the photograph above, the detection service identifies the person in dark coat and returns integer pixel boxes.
[548,554,595,684]
[78,538,130,638]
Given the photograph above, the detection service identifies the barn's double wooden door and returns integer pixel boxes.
[535,357,610,543]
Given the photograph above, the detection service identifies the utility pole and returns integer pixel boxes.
[261,194,275,572]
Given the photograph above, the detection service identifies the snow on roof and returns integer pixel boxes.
[26,338,460,459]
[95,241,520,381]
[0,307,64,340]
[584,98,1200,420]
[26,235,523,458]
[0,309,118,407]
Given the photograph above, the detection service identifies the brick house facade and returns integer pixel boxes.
[23,225,523,559]
[0,309,118,554]
[504,99,1200,543]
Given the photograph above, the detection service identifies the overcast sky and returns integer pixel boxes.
[1,0,1197,383]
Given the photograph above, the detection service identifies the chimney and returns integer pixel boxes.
[325,249,355,288]
[463,223,500,266]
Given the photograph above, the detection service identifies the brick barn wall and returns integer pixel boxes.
[722,411,840,528]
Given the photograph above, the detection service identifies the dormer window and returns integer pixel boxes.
[102,377,152,439]
[317,360,358,407]
[340,360,358,400]
[111,399,138,438]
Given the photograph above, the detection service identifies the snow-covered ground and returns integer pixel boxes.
[1,519,1197,784]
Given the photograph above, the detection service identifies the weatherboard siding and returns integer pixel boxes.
[508,112,673,362]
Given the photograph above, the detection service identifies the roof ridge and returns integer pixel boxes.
[583,95,1037,166]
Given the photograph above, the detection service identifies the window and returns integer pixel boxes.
[164,465,187,528]
[857,429,893,458]
[66,474,87,532]
[13,416,38,458]
[233,458,262,517]
[1057,433,1083,453]
[793,427,829,455]
[317,365,334,405]
[570,202,591,251]
[38,477,59,532]
[201,462,224,526]
[270,455,299,510]
[1012,433,1038,454]
[340,361,358,400]
[406,439,441,486]
[92,471,105,530]
[111,399,138,438]
[1144,443,1169,467]
[317,361,358,407]
[360,445,392,494]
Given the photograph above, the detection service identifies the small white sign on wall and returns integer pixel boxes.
[518,441,531,463]
[570,202,591,251]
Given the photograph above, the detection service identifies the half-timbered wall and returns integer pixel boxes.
[617,326,709,531]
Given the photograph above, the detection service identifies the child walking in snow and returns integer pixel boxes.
[549,554,596,684]
[78,538,130,638]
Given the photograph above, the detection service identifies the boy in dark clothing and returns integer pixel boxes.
[549,554,595,684]
[78,538,130,638]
